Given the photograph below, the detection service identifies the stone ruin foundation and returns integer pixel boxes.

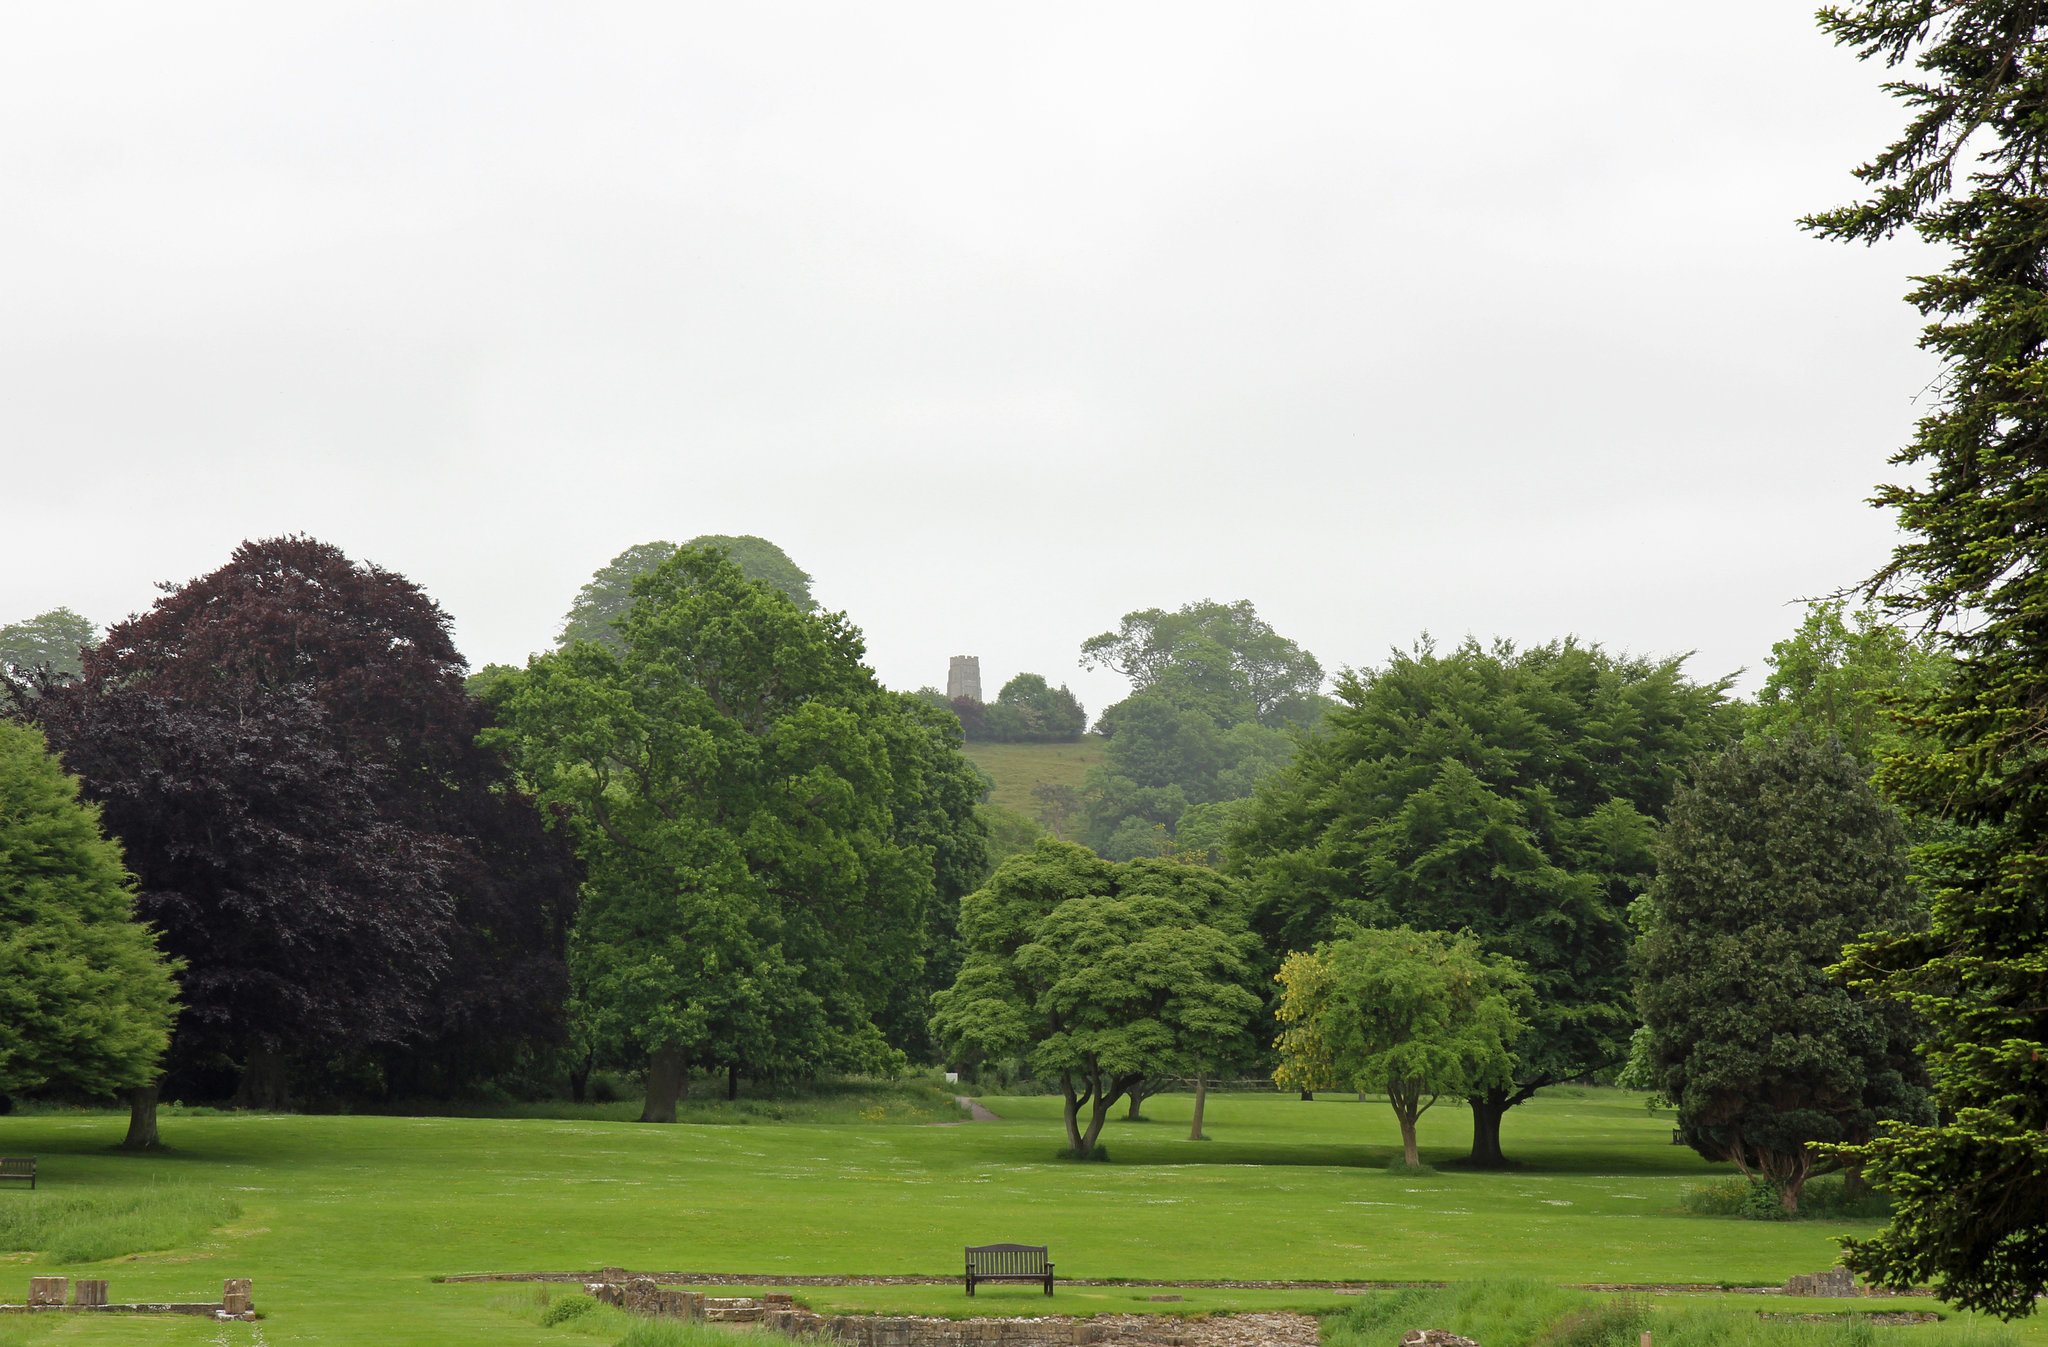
[0,1275,256,1321]
[583,1274,1321,1347]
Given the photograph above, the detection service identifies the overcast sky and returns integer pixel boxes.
[3,2,1941,716]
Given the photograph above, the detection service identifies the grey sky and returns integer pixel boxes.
[4,2,1938,717]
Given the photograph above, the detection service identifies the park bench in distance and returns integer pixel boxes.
[0,1158,36,1189]
[964,1244,1054,1296]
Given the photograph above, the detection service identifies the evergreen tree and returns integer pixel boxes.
[0,721,177,1101]
[1806,0,2048,1313]
[1637,735,1929,1213]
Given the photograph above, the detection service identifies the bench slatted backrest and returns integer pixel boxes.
[967,1244,1046,1276]
[0,1159,35,1184]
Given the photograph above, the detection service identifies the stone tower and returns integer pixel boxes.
[947,655,982,703]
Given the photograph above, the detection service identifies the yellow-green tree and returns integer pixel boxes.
[1276,928,1527,1168]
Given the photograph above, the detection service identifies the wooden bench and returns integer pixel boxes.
[0,1158,35,1189]
[965,1243,1053,1296]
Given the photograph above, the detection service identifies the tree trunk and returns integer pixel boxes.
[640,1044,686,1123]
[1398,1113,1421,1168]
[234,1042,289,1111]
[1126,1083,1149,1120]
[1467,1088,1511,1167]
[727,1064,739,1101]
[121,1082,162,1150]
[1078,1091,1118,1153]
[568,1049,593,1104]
[1061,1082,1086,1152]
[1300,1089,1314,1101]
[1189,1073,1208,1141]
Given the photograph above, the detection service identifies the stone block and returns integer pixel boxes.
[72,1280,108,1308]
[1785,1270,1855,1298]
[27,1277,67,1307]
[224,1293,252,1315]
[1402,1333,1479,1347]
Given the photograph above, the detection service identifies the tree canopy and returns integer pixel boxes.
[1750,600,1948,770]
[0,720,178,1100]
[1232,636,1738,1163]
[1637,734,1929,1212]
[1803,0,2048,1312]
[930,840,1262,1155]
[0,608,95,682]
[13,536,575,1137]
[558,535,815,650]
[1082,599,1326,729]
[1274,927,1527,1169]
[490,545,972,1120]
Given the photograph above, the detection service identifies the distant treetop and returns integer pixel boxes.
[0,608,97,682]
[557,535,815,651]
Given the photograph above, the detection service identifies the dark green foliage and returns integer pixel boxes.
[979,803,1045,872]
[930,840,1263,1154]
[1232,637,1737,1163]
[975,673,1086,743]
[558,535,816,651]
[1679,1175,1891,1222]
[491,546,974,1114]
[0,609,94,682]
[1082,599,1326,730]
[1803,0,2048,1316]
[1079,600,1327,855]
[1637,735,1929,1212]
[0,721,178,1097]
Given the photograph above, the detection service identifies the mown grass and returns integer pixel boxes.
[959,739,1105,815]
[0,1183,240,1263]
[0,1089,2042,1346]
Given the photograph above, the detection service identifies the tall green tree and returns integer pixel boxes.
[1804,0,2048,1313]
[490,546,937,1120]
[930,840,1262,1155]
[1232,637,1736,1164]
[1274,929,1527,1169]
[0,721,178,1101]
[1636,734,1929,1213]
[558,536,815,650]
[1083,599,1326,729]
[1750,600,1948,770]
[0,608,95,682]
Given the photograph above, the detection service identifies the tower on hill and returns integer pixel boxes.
[947,655,982,703]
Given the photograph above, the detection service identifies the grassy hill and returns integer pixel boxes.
[960,738,1106,816]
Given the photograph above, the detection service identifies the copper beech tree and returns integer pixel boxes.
[13,536,575,1143]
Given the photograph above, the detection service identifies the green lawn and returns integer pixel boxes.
[960,739,1105,815]
[0,1088,2033,1346]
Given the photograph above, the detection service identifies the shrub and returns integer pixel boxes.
[1679,1175,1891,1221]
[540,1295,599,1326]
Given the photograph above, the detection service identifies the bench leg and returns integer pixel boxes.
[1044,1275,1053,1296]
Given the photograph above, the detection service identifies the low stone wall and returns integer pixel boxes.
[590,1278,1106,1346]
[0,1276,256,1320]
